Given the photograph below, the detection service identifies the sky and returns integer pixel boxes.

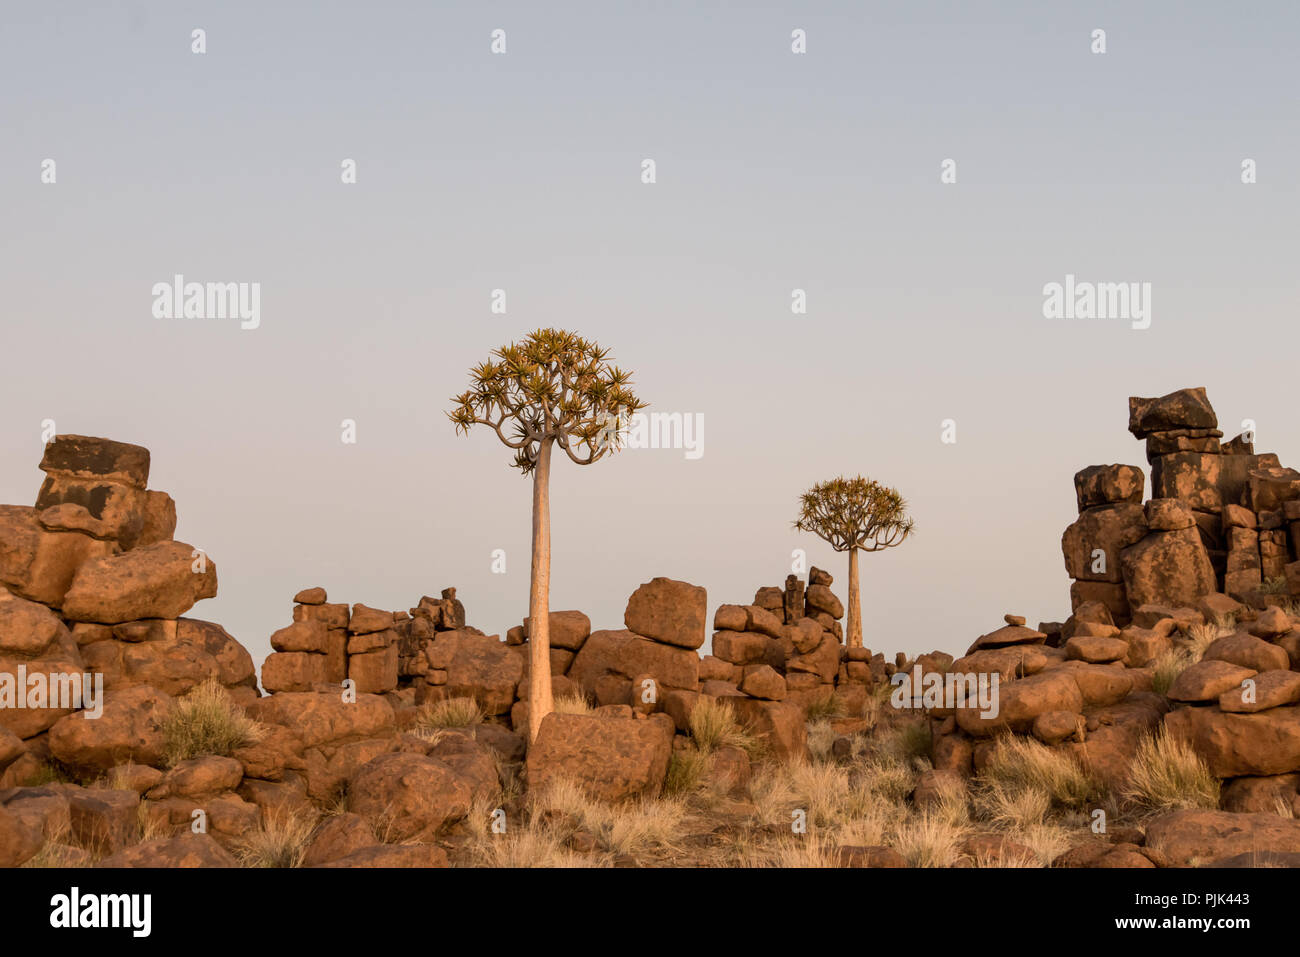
[1,0,1297,670]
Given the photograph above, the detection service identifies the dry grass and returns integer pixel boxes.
[416,696,483,730]
[688,697,759,757]
[761,834,842,867]
[532,778,688,858]
[20,819,91,868]
[1123,731,1220,814]
[805,691,845,722]
[553,694,595,716]
[235,807,319,868]
[465,824,597,867]
[664,748,709,796]
[161,678,265,767]
[806,720,838,762]
[974,735,1103,828]
[894,813,966,867]
[1151,616,1237,695]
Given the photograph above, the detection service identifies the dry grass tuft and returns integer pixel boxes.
[553,694,595,716]
[689,697,760,757]
[1123,731,1220,814]
[416,696,483,730]
[235,807,319,868]
[974,735,1102,827]
[161,679,264,767]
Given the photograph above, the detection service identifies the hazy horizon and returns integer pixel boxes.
[2,1,1297,670]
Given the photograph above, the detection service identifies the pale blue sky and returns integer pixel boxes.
[1,1,1296,669]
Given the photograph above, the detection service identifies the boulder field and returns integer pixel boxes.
[3,386,1300,867]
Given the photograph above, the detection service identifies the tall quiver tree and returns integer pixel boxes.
[449,329,645,743]
[794,476,914,649]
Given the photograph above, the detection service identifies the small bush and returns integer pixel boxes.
[161,679,264,767]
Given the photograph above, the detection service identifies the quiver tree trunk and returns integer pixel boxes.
[527,437,555,743]
[846,546,863,649]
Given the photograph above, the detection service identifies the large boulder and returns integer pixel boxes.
[1219,670,1300,714]
[623,578,707,650]
[0,804,44,866]
[1166,659,1256,703]
[0,505,120,607]
[421,632,521,714]
[317,844,449,868]
[347,751,474,841]
[804,584,844,620]
[1061,504,1147,582]
[301,812,377,866]
[48,685,173,772]
[245,691,394,749]
[1128,388,1217,438]
[0,629,86,739]
[1120,527,1216,609]
[568,629,700,697]
[83,618,256,698]
[964,624,1046,655]
[525,711,675,802]
[61,541,218,623]
[99,832,237,867]
[1149,453,1223,511]
[1145,809,1300,867]
[1164,704,1300,776]
[1074,465,1144,510]
[727,698,807,761]
[1203,632,1290,673]
[0,594,66,656]
[523,610,591,651]
[955,671,1083,736]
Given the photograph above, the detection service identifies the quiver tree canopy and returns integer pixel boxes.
[448,328,646,473]
[794,476,915,552]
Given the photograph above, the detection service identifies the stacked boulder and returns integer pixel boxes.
[707,567,881,721]
[0,436,256,789]
[928,612,1169,788]
[1063,387,1300,628]
[1163,605,1300,801]
[520,578,704,800]
[262,587,474,701]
